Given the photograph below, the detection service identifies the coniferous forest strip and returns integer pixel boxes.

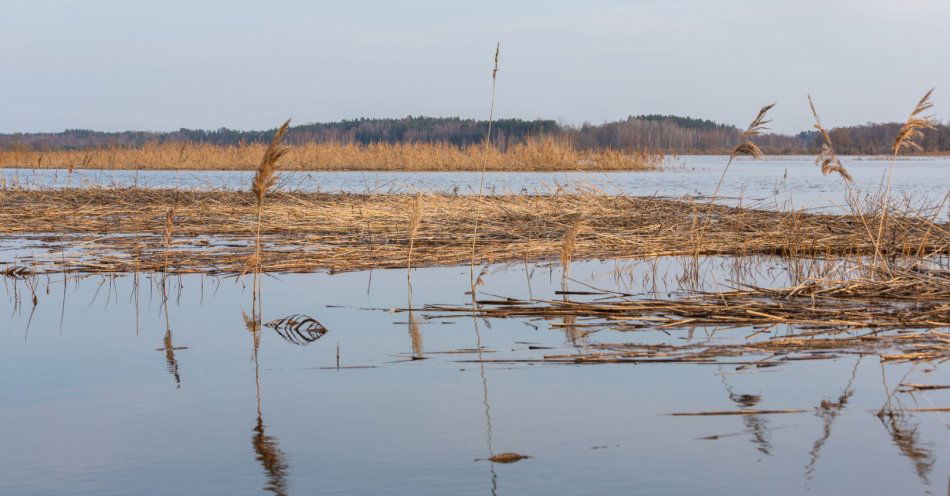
[4,115,950,155]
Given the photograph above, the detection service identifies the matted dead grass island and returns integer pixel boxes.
[0,188,947,275]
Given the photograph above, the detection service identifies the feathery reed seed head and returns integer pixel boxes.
[731,141,764,159]
[742,103,776,139]
[251,119,292,205]
[893,88,936,156]
[408,194,423,240]
[808,95,852,182]
[560,219,583,270]
[730,103,775,160]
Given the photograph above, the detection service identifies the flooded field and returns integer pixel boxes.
[3,155,949,212]
[1,258,948,495]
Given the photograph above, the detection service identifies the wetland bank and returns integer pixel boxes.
[4,41,950,496]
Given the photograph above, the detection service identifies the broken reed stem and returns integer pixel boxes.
[163,208,174,272]
[470,42,501,301]
[407,193,423,277]
[559,217,582,283]
[161,207,174,308]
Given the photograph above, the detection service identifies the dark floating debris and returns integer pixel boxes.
[898,383,950,393]
[0,265,34,279]
[265,314,328,345]
[668,409,806,416]
[475,452,532,464]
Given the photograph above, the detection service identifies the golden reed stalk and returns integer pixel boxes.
[0,137,662,172]
[874,89,936,268]
[250,119,291,318]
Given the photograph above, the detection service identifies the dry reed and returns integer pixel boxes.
[559,218,582,274]
[876,89,937,268]
[407,193,424,273]
[807,95,852,182]
[709,103,775,203]
[424,272,950,363]
[0,137,664,172]
[250,119,291,272]
[1,188,946,275]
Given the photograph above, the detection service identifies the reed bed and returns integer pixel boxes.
[0,188,947,275]
[422,269,950,364]
[0,137,663,171]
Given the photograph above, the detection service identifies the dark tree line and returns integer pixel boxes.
[3,115,948,154]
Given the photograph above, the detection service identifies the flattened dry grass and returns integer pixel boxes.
[0,137,663,172]
[0,188,947,275]
[423,263,950,364]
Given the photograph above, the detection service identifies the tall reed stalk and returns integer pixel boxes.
[709,103,775,203]
[697,103,775,253]
[874,89,935,268]
[469,43,500,300]
[407,194,423,277]
[250,119,291,317]
[808,95,881,280]
[161,208,174,308]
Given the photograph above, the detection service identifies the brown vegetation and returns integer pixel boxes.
[424,261,950,364]
[0,188,946,275]
[0,137,663,172]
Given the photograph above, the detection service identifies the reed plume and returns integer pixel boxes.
[876,89,936,269]
[251,119,291,267]
[893,88,936,156]
[711,103,776,200]
[250,119,291,317]
[559,219,582,272]
[559,217,583,293]
[808,95,852,182]
[252,120,292,208]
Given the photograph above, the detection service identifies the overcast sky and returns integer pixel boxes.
[2,0,948,134]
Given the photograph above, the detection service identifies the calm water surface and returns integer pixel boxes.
[3,155,949,213]
[1,258,948,495]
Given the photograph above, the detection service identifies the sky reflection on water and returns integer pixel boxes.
[1,259,948,495]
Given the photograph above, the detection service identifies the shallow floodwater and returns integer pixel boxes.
[3,155,949,213]
[1,259,947,495]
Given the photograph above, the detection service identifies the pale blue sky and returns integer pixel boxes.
[2,0,947,133]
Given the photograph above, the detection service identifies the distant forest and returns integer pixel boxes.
[3,115,950,155]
